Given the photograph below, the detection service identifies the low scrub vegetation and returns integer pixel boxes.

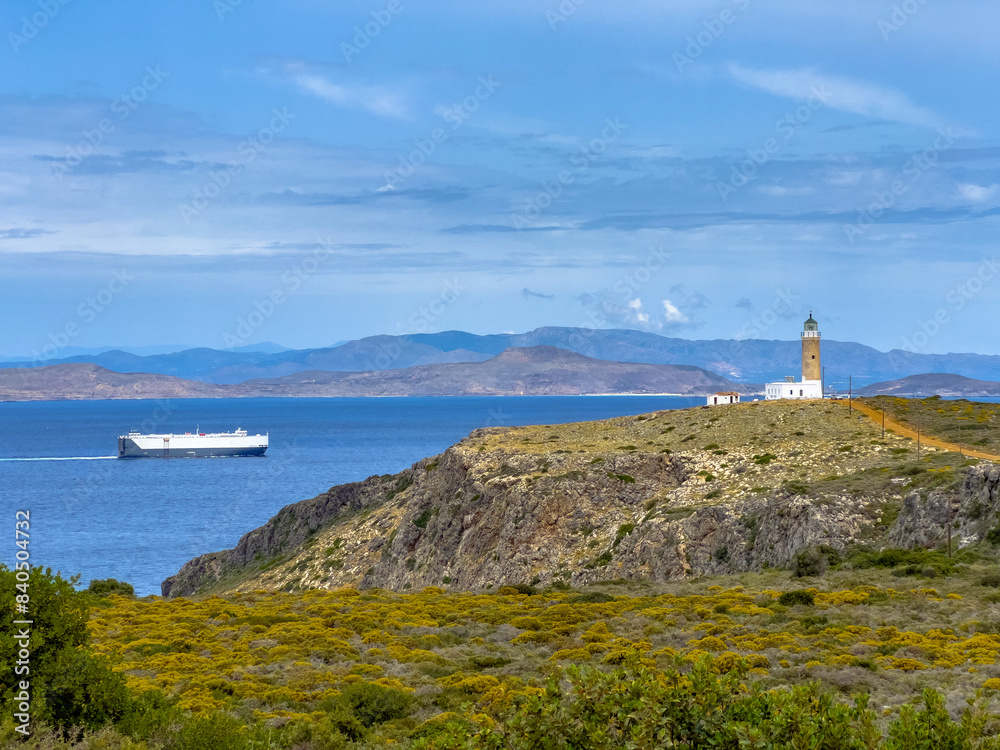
[7,562,1000,746]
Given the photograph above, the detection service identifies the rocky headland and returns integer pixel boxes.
[163,399,999,597]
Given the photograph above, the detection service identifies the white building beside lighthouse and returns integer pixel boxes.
[765,314,824,400]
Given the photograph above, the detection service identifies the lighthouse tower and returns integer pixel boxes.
[764,313,825,400]
[801,313,821,382]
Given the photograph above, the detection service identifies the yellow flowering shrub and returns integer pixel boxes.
[551,648,593,662]
[510,616,544,631]
[688,635,727,652]
[511,630,559,645]
[83,578,1000,733]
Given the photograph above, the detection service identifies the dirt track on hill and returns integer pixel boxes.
[840,399,1000,461]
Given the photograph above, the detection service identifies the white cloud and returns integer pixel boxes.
[958,183,999,203]
[291,73,408,119]
[662,299,689,324]
[258,58,410,119]
[579,293,702,332]
[727,65,948,130]
[758,185,815,197]
[627,297,650,324]
[824,170,867,188]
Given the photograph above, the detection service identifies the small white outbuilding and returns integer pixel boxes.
[707,391,741,406]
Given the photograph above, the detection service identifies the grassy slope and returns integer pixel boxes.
[861,396,1000,455]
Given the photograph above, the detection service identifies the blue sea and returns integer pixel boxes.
[0,396,702,596]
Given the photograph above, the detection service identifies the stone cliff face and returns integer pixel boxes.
[161,475,395,598]
[163,401,996,598]
[890,464,1000,550]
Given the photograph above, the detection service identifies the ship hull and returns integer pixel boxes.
[117,433,268,458]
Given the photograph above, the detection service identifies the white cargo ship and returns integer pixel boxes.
[117,428,268,458]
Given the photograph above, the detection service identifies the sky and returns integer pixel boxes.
[2,0,999,359]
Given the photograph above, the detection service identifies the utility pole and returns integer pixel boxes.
[917,427,921,460]
[849,376,852,414]
[947,495,953,558]
[882,408,885,439]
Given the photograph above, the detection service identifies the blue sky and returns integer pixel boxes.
[2,0,999,358]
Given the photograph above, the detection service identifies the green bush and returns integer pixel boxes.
[386,476,413,499]
[793,545,840,577]
[848,547,962,576]
[588,551,613,568]
[413,656,996,750]
[778,589,815,606]
[340,681,413,726]
[171,711,254,750]
[793,547,827,578]
[114,688,179,741]
[305,682,413,745]
[508,583,539,596]
[414,657,862,750]
[612,524,634,548]
[891,564,949,579]
[0,566,92,728]
[87,578,136,598]
[44,648,132,734]
[313,696,366,742]
[986,525,1000,545]
[567,592,614,604]
[607,472,636,483]
[782,481,810,495]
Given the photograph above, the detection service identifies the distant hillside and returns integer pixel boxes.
[8,327,1000,385]
[0,364,227,401]
[858,373,1000,397]
[244,346,741,396]
[0,347,744,401]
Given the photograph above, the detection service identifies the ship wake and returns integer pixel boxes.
[0,456,118,462]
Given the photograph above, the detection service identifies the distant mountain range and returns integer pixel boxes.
[0,341,292,362]
[858,373,1000,398]
[7,327,1000,386]
[0,347,743,401]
